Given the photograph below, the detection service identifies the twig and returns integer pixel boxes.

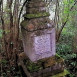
[18,0,28,25]
[56,1,77,42]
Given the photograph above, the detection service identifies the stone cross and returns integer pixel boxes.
[21,0,56,62]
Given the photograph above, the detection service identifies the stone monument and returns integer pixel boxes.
[21,0,55,62]
[20,0,69,77]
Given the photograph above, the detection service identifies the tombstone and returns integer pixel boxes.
[21,0,56,62]
[20,0,69,76]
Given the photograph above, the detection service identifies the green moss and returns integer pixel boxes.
[55,54,64,62]
[23,12,50,19]
[51,69,69,77]
[25,54,65,73]
[26,60,43,72]
[21,20,28,27]
[43,54,64,68]
[0,59,8,64]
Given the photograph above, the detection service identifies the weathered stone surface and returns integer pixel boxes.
[26,7,46,14]
[21,28,56,62]
[26,0,46,14]
[28,0,43,2]
[19,52,69,77]
[26,1,45,8]
[23,12,50,19]
[22,54,65,77]
[44,54,64,68]
[21,17,54,31]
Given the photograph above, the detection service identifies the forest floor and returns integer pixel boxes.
[0,53,22,77]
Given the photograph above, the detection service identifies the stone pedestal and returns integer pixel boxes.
[18,52,69,77]
[25,54,65,77]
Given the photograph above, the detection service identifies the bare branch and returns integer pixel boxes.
[18,0,28,25]
[57,0,77,42]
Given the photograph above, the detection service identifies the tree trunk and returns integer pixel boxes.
[1,0,20,67]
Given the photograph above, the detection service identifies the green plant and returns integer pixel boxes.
[0,29,3,38]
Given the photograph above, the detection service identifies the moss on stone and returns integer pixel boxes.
[44,54,64,68]
[21,20,28,27]
[23,12,50,19]
[23,54,69,76]
[55,54,64,62]
[25,60,43,72]
[24,54,65,73]
[51,69,69,77]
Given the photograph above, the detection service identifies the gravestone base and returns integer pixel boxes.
[18,52,69,77]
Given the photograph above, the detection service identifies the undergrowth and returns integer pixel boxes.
[57,27,77,77]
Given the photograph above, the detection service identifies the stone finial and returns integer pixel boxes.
[21,0,54,31]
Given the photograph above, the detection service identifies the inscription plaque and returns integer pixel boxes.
[34,34,52,55]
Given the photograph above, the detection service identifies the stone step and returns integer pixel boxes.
[26,7,46,14]
[26,1,46,8]
[18,53,69,77]
[21,17,54,31]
